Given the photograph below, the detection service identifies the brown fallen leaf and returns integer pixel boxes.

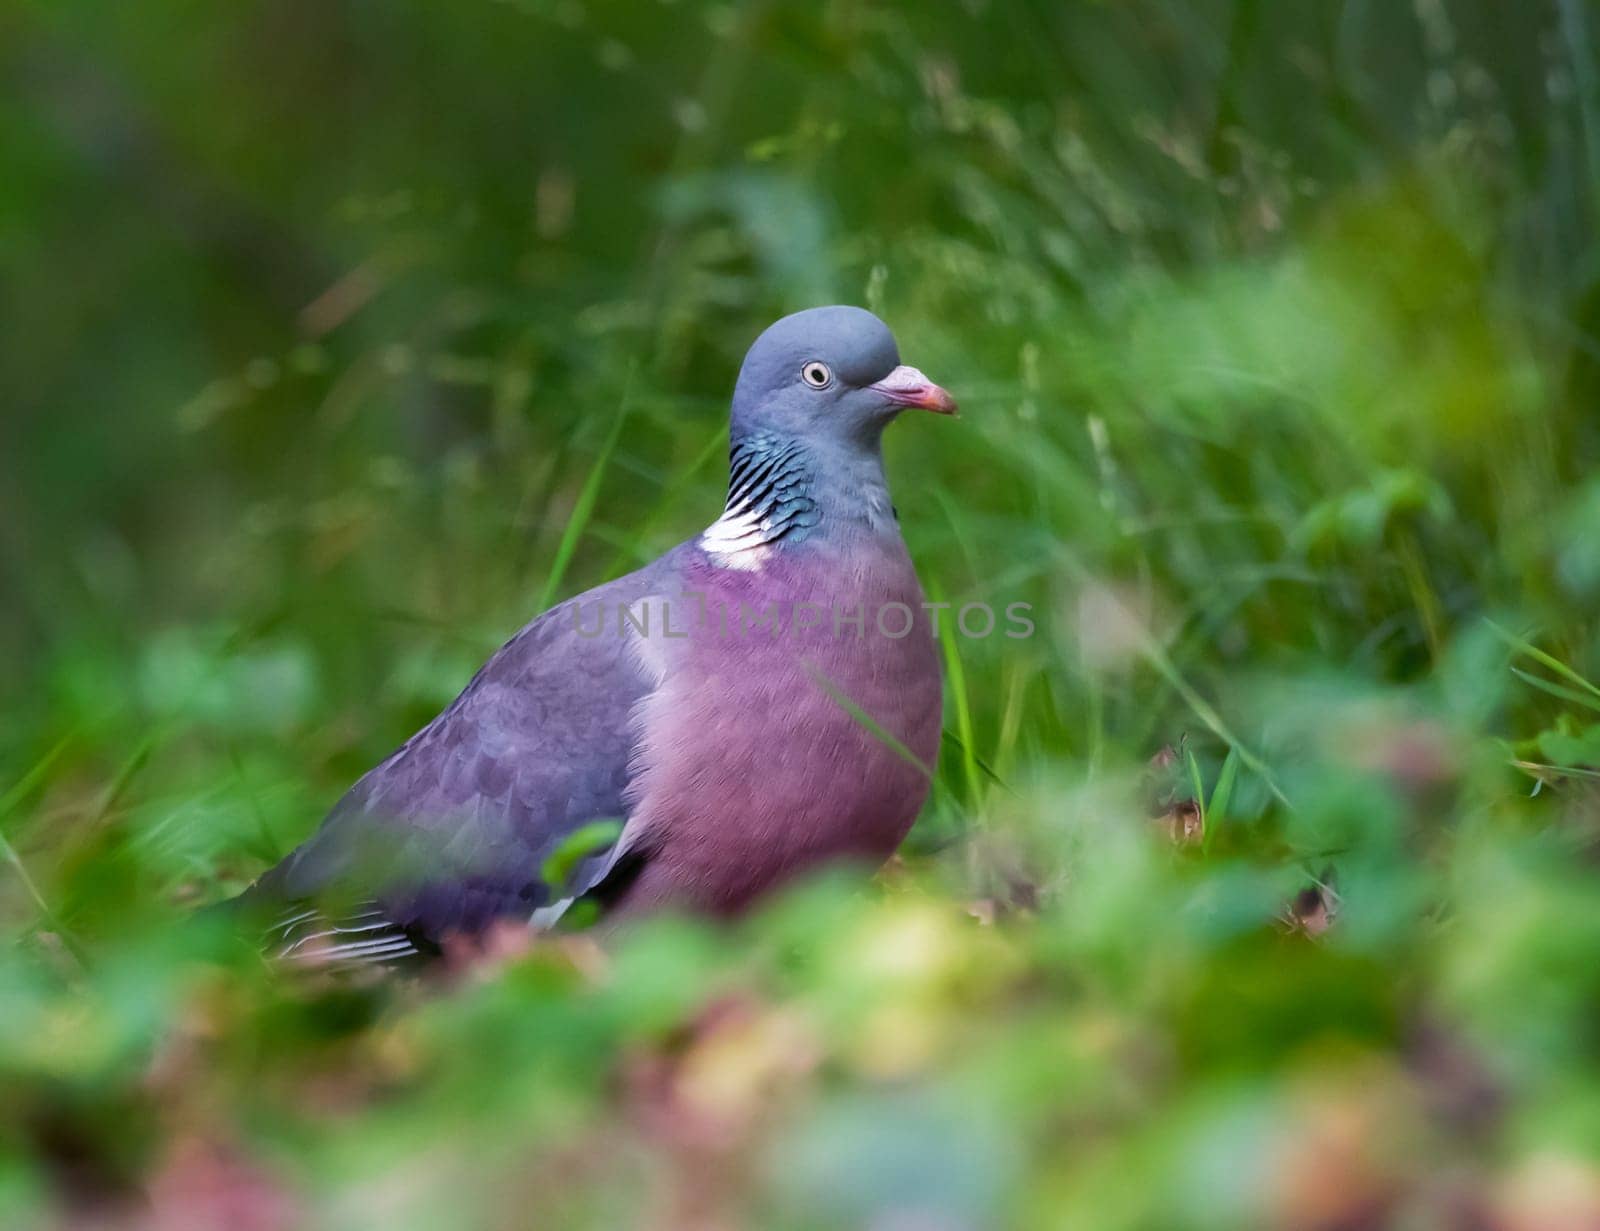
[624,993,822,1231]
[1146,744,1203,847]
[1281,879,1340,938]
[1268,1064,1422,1231]
[1491,1154,1600,1231]
[143,1136,299,1231]
[1157,799,1203,846]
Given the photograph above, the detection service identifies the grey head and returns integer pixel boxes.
[730,306,956,449]
[701,306,957,557]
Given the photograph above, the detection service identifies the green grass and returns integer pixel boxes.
[4,1,1600,1227]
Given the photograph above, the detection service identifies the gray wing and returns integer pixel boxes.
[248,561,674,962]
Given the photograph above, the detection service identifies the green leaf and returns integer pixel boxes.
[1536,723,1600,768]
[536,384,631,612]
[1206,746,1241,854]
[540,819,625,895]
[1509,666,1600,714]
[1488,621,1600,705]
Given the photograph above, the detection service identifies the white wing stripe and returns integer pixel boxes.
[283,935,418,964]
[278,920,402,955]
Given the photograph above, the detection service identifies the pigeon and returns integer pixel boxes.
[241,305,956,966]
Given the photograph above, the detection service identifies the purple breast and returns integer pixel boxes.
[619,542,942,914]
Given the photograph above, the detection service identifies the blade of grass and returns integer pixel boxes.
[1513,759,1600,782]
[536,373,633,612]
[1559,0,1600,195]
[0,735,87,967]
[1184,743,1209,837]
[0,833,53,929]
[802,663,934,780]
[0,735,74,923]
[1488,620,1600,704]
[934,594,980,812]
[0,733,73,823]
[992,660,1028,785]
[1133,611,1289,809]
[600,417,727,577]
[1205,746,1241,854]
[940,731,1015,795]
[93,732,159,827]
[1049,544,1289,806]
[1508,666,1600,714]
[227,741,283,865]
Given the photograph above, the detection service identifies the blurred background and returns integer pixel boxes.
[4,1,1600,1227]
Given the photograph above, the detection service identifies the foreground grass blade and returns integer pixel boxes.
[1488,620,1600,705]
[536,375,633,612]
[803,663,934,780]
[1205,746,1240,853]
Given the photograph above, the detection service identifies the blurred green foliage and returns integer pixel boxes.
[4,0,1600,1226]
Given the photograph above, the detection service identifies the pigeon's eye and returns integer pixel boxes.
[800,361,833,389]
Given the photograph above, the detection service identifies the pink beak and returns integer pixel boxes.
[869,365,958,416]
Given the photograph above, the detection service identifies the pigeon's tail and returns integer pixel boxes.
[195,875,277,933]
[202,877,434,970]
[266,900,431,967]
[188,886,272,962]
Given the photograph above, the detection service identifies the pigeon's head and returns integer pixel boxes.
[730,306,956,447]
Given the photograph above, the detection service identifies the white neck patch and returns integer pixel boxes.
[699,500,774,571]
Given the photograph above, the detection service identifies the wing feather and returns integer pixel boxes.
[244,558,683,959]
